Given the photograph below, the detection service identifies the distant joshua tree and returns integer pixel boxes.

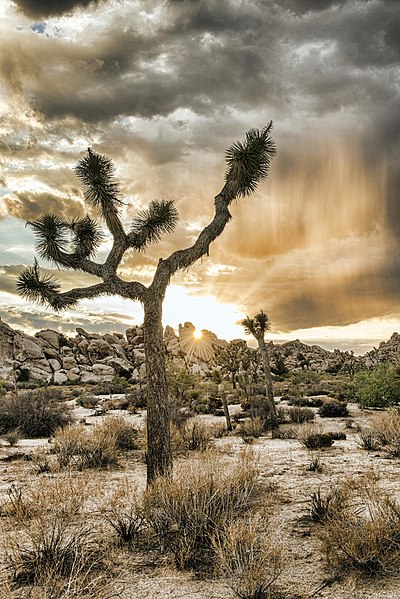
[17,124,276,484]
[242,310,279,431]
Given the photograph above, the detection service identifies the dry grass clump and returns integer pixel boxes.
[52,423,119,469]
[309,485,348,523]
[238,416,265,443]
[213,515,283,599]
[1,477,109,597]
[288,406,315,424]
[100,480,144,545]
[170,419,223,454]
[142,449,263,571]
[297,423,334,449]
[364,408,400,457]
[51,417,140,470]
[318,474,400,576]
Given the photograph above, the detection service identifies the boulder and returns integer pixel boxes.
[35,329,61,350]
[13,333,45,362]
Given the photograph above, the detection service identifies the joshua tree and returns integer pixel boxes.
[16,124,276,483]
[241,310,279,431]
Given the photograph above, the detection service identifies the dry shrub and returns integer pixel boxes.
[368,407,400,457]
[214,515,283,599]
[318,474,400,576]
[309,485,348,523]
[1,477,108,594]
[142,449,262,571]
[356,429,381,451]
[102,416,139,450]
[100,480,144,545]
[297,423,333,449]
[170,419,221,454]
[239,416,265,441]
[288,406,315,424]
[1,428,21,446]
[0,390,72,438]
[52,423,119,469]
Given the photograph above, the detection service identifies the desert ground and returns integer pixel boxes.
[0,394,399,599]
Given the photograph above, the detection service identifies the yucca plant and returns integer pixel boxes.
[17,125,276,484]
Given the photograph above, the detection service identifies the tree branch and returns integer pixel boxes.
[151,181,235,290]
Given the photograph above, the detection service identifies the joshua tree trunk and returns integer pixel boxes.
[143,294,172,483]
[258,336,279,431]
[219,385,232,432]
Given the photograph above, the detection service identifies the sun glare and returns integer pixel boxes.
[193,329,203,340]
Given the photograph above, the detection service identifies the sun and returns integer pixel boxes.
[193,329,203,340]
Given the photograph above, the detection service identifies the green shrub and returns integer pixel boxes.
[0,390,72,438]
[354,365,400,408]
[318,399,348,418]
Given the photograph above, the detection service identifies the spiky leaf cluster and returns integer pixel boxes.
[242,310,270,339]
[74,148,122,215]
[131,200,179,249]
[70,216,103,258]
[16,259,60,306]
[28,214,70,263]
[225,122,276,197]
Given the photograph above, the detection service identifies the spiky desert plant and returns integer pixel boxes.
[242,310,278,430]
[17,124,276,484]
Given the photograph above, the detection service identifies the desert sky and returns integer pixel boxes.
[0,0,399,353]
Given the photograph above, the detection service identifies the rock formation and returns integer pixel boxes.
[0,317,399,385]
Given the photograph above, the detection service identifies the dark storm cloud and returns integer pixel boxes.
[2,0,400,337]
[13,0,104,18]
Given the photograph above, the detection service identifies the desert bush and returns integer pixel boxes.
[354,365,400,408]
[288,406,315,424]
[318,399,348,418]
[365,408,400,456]
[297,423,334,449]
[76,394,99,409]
[287,396,324,408]
[2,478,106,594]
[214,515,283,599]
[309,485,347,523]
[52,423,120,469]
[1,427,21,446]
[241,396,271,423]
[238,417,265,441]
[101,416,139,450]
[319,477,400,576]
[0,389,72,438]
[170,419,216,453]
[142,450,261,571]
[101,481,144,545]
[356,429,381,451]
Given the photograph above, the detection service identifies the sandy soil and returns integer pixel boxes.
[0,400,399,598]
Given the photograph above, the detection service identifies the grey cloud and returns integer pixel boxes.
[4,192,84,221]
[13,0,105,18]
